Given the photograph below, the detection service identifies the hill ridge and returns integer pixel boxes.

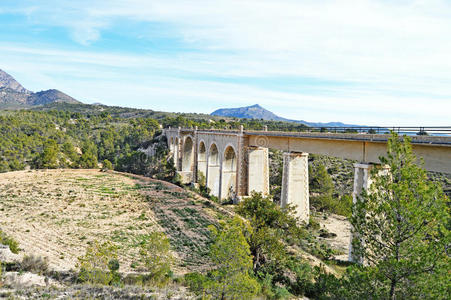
[0,69,80,107]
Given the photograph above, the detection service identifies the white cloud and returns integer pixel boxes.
[1,0,451,125]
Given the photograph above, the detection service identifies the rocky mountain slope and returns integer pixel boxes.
[0,69,29,93]
[0,69,80,108]
[212,104,359,127]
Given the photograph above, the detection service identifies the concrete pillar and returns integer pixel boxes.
[179,137,195,184]
[281,152,309,223]
[174,139,180,171]
[348,163,372,263]
[348,163,389,262]
[193,130,198,184]
[236,134,249,200]
[247,147,270,195]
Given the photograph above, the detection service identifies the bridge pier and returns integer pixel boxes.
[247,147,270,196]
[281,152,310,223]
[179,136,195,184]
[172,137,180,171]
[349,163,390,262]
[235,127,249,201]
[348,163,373,263]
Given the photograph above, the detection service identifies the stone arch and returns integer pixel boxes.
[182,136,194,172]
[208,143,220,166]
[221,146,237,200]
[197,140,207,181]
[207,143,220,197]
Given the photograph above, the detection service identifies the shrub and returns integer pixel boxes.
[184,272,209,295]
[139,232,174,285]
[20,255,49,274]
[77,240,118,285]
[197,171,206,187]
[0,230,19,254]
[102,159,113,171]
[108,258,121,286]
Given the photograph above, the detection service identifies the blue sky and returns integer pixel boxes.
[1,0,451,126]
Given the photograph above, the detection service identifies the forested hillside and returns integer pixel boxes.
[0,103,309,174]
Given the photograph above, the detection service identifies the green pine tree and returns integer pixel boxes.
[208,216,260,300]
[351,132,450,299]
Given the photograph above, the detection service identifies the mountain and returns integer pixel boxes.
[211,104,284,121]
[0,69,80,108]
[0,69,29,93]
[27,89,79,105]
[211,104,359,127]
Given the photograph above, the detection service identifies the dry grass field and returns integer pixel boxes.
[0,169,224,275]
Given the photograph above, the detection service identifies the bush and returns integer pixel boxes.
[184,272,209,295]
[102,159,113,171]
[0,230,19,254]
[20,255,49,274]
[139,232,174,285]
[77,240,118,285]
[311,194,352,217]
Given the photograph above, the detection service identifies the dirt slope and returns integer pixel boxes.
[0,169,220,274]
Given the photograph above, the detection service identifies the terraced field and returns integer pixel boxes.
[0,169,224,274]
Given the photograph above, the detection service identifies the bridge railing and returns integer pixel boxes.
[167,126,451,136]
[295,126,451,136]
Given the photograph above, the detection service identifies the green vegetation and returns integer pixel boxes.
[1,103,450,299]
[303,133,451,299]
[185,217,260,299]
[310,162,352,217]
[139,232,174,285]
[20,255,49,275]
[0,103,310,175]
[207,217,260,299]
[77,240,119,285]
[236,193,313,298]
[350,133,450,299]
[0,229,20,254]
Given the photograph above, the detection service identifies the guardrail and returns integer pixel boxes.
[166,126,451,136]
[297,127,451,135]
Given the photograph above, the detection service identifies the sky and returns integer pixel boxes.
[0,0,450,126]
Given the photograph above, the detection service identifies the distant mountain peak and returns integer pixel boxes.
[211,104,360,127]
[211,104,281,121]
[249,104,262,108]
[0,69,30,93]
[0,68,80,108]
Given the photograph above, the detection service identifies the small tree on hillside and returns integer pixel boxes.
[77,240,118,285]
[351,133,450,299]
[139,232,174,285]
[208,216,260,300]
[33,139,59,169]
[79,140,98,168]
[309,163,334,211]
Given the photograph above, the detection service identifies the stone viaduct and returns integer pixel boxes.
[163,126,451,259]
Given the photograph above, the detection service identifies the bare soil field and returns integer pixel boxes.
[0,169,223,274]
